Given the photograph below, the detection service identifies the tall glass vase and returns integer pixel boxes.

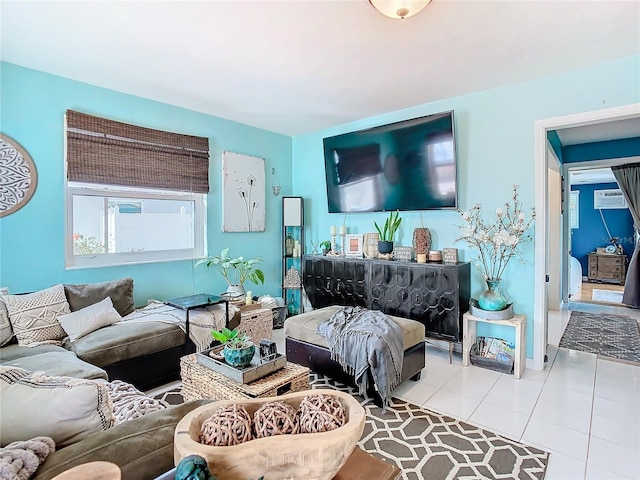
[478,279,508,311]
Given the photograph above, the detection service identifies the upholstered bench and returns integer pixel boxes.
[284,305,425,399]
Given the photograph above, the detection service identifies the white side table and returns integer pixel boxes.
[462,312,526,379]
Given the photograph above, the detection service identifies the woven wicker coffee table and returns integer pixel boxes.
[180,353,310,402]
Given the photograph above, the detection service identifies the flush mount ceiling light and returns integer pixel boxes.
[368,0,432,19]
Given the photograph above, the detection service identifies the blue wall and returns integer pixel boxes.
[292,54,640,359]
[0,62,292,305]
[570,182,635,273]
[564,137,640,163]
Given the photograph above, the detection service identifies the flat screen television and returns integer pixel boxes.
[323,110,458,213]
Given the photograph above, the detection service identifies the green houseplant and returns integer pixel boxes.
[374,210,402,254]
[195,247,264,295]
[211,327,255,368]
[320,240,331,255]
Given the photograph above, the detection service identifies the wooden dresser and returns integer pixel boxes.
[587,253,627,285]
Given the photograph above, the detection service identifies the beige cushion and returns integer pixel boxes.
[4,284,69,346]
[0,298,12,346]
[58,297,122,341]
[64,278,135,317]
[0,366,115,448]
[284,305,425,350]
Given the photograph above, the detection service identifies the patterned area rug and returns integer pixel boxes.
[558,311,640,365]
[153,374,548,480]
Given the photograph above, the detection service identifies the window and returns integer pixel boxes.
[65,111,209,268]
[569,190,579,229]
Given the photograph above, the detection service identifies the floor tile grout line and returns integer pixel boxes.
[582,358,598,480]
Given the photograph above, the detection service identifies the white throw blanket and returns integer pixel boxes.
[105,380,167,424]
[117,300,237,352]
[0,437,55,480]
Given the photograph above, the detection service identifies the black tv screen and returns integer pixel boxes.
[323,111,458,213]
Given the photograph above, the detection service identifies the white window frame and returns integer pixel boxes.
[569,190,579,229]
[65,183,206,269]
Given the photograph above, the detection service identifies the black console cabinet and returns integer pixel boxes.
[303,255,471,342]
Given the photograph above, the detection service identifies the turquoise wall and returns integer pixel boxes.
[292,54,640,359]
[0,62,292,305]
[2,54,639,360]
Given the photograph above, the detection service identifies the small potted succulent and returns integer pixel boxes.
[374,210,402,254]
[320,240,331,255]
[211,327,255,368]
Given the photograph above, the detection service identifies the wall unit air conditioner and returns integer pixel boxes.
[594,189,627,209]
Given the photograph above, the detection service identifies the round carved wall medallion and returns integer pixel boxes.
[0,134,38,218]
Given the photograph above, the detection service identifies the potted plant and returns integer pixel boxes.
[374,210,402,254]
[320,240,331,255]
[195,247,265,296]
[211,327,255,368]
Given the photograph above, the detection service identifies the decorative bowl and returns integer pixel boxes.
[174,389,365,480]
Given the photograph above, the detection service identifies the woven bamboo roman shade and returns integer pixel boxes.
[66,110,209,193]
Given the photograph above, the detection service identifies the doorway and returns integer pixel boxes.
[565,163,636,309]
[533,103,640,371]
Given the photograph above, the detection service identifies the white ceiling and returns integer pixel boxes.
[1,1,639,136]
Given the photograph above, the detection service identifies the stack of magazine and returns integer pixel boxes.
[471,336,515,372]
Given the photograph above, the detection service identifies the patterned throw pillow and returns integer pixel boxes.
[0,298,13,346]
[0,366,115,447]
[58,296,122,342]
[4,284,70,347]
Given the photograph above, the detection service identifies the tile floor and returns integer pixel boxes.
[273,304,640,480]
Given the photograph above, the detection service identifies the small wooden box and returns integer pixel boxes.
[238,307,273,341]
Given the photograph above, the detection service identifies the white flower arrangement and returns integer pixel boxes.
[456,186,535,281]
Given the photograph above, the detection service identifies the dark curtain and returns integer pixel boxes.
[612,163,640,308]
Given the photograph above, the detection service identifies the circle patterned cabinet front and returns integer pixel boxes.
[0,134,38,218]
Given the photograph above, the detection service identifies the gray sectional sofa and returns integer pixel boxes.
[0,278,194,389]
[0,278,209,479]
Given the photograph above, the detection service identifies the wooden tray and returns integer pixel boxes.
[196,345,286,384]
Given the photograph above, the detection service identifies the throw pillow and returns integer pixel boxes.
[4,284,69,347]
[57,296,122,342]
[0,366,115,448]
[64,277,135,317]
[0,298,13,346]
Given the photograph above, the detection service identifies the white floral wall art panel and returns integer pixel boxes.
[222,151,265,232]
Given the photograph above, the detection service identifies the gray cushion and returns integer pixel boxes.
[284,305,425,350]
[33,400,210,480]
[64,278,135,317]
[67,321,184,368]
[1,351,107,380]
[0,343,68,362]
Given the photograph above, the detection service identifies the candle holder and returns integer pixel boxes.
[339,233,346,256]
[330,233,337,254]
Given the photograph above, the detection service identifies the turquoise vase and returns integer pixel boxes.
[223,343,255,368]
[478,279,508,311]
